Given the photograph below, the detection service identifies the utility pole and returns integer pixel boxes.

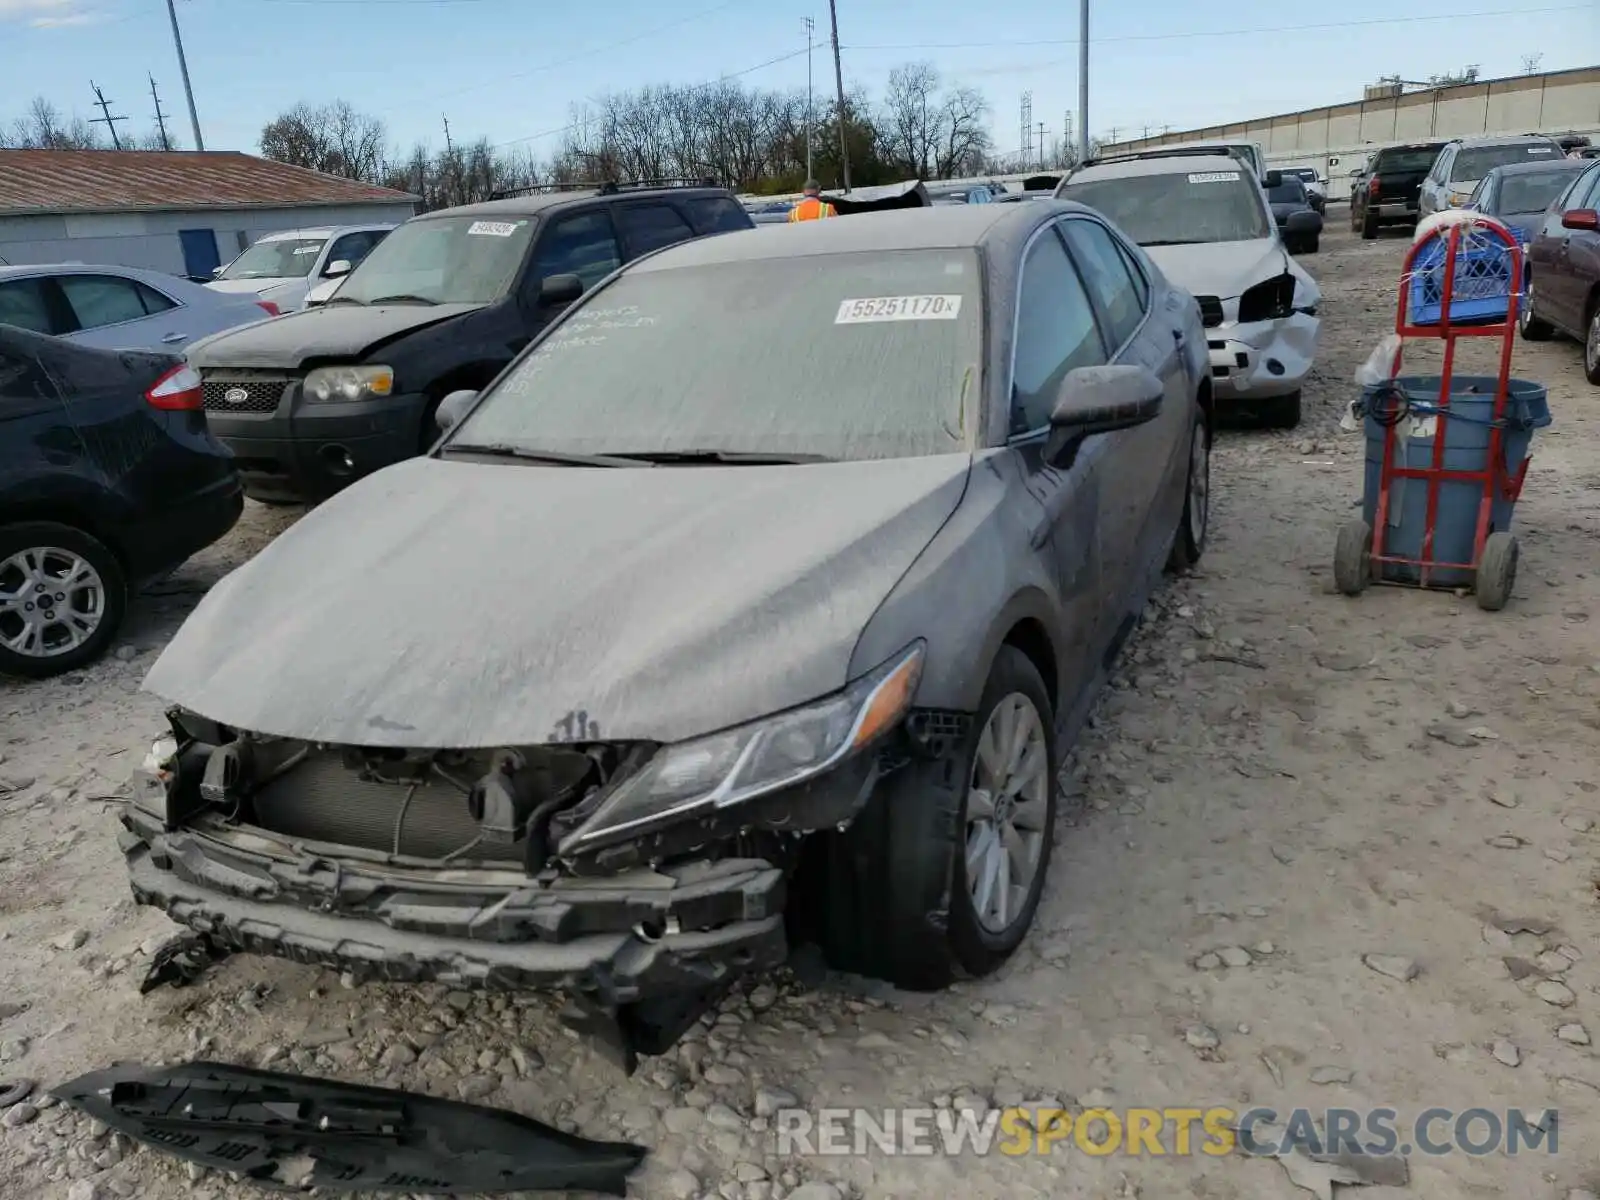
[1076,0,1089,162]
[165,0,204,150]
[1108,126,1119,144]
[149,75,172,150]
[803,17,815,182]
[443,114,453,154]
[89,81,127,150]
[1037,122,1047,171]
[827,0,850,191]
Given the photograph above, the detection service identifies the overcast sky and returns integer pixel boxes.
[1,0,1594,160]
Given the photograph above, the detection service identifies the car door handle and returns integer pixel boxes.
[161,332,188,343]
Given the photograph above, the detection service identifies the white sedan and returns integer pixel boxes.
[0,263,277,353]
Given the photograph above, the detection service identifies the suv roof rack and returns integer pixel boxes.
[488,176,720,201]
[1079,146,1238,170]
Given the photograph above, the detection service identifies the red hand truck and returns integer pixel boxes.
[1333,216,1532,612]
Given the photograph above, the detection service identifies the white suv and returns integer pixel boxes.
[204,224,394,313]
[1418,135,1565,221]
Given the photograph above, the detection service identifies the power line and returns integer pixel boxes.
[491,46,811,149]
[841,5,1588,52]
[423,0,746,105]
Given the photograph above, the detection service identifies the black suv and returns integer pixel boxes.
[1350,141,1448,238]
[187,179,755,503]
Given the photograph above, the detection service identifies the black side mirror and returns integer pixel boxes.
[436,388,477,434]
[1263,170,1283,189]
[1286,210,1323,235]
[538,273,584,306]
[1044,365,1165,467]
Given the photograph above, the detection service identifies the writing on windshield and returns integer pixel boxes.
[334,216,536,306]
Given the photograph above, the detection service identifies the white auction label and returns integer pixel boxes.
[1188,171,1241,184]
[467,220,521,237]
[835,294,963,323]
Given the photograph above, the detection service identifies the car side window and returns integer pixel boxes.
[1115,240,1150,310]
[1060,219,1145,351]
[136,282,177,314]
[683,196,751,234]
[328,231,380,270]
[0,279,59,335]
[1566,165,1600,211]
[614,204,696,256]
[530,211,622,293]
[1010,226,1106,435]
[57,274,153,330]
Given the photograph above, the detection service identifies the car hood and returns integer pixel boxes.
[142,453,972,748]
[205,277,304,296]
[185,302,484,368]
[1143,238,1290,300]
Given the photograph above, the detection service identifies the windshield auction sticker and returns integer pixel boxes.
[467,220,522,237]
[1188,172,1241,184]
[835,295,963,323]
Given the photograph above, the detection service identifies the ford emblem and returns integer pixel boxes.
[223,387,249,404]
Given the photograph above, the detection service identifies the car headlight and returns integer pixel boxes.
[1448,191,1472,207]
[563,641,925,852]
[303,365,394,403]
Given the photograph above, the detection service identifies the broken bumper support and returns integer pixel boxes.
[122,815,788,1066]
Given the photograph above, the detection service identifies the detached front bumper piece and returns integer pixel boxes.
[121,811,788,1066]
[1206,310,1320,400]
[53,1060,646,1195]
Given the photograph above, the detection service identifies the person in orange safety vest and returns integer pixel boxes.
[788,180,838,221]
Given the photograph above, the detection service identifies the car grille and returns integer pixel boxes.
[201,372,294,414]
[1195,296,1224,327]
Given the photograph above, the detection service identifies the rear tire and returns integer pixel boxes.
[1166,412,1209,571]
[1259,390,1303,430]
[813,646,1058,990]
[1585,302,1600,387]
[1361,213,1379,240]
[0,522,127,679]
[1518,274,1554,341]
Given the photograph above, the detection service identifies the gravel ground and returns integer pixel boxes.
[2,218,1599,1200]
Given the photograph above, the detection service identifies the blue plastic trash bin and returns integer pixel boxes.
[1360,376,1550,587]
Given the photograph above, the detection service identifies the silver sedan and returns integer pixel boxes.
[0,263,276,353]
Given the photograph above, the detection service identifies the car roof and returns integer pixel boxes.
[1447,134,1561,148]
[1483,158,1588,177]
[627,202,1071,272]
[1065,154,1253,182]
[417,186,735,222]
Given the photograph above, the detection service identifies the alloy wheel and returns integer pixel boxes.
[1588,309,1600,376]
[0,547,107,659]
[965,693,1050,934]
[1519,279,1534,332]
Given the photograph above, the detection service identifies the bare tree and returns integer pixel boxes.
[2,96,101,149]
[259,101,388,180]
[877,62,990,181]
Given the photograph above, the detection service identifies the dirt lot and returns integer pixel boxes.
[2,219,1598,1200]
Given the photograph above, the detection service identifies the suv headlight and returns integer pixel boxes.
[303,365,394,403]
[563,641,925,853]
[1236,272,1296,324]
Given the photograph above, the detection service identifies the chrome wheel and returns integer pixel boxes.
[1519,279,1533,332]
[0,546,107,659]
[1587,309,1600,376]
[1188,425,1210,547]
[965,693,1050,934]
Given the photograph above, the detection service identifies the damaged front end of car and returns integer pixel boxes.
[1195,268,1322,399]
[120,642,929,1070]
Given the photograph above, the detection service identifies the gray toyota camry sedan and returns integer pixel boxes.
[124,200,1213,1067]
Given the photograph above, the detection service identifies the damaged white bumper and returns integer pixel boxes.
[1206,309,1321,400]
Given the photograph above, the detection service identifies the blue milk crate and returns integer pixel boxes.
[1407,224,1516,326]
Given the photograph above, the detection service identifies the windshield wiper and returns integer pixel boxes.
[365,294,438,306]
[593,449,836,465]
[322,295,365,306]
[1141,238,1207,246]
[442,442,651,467]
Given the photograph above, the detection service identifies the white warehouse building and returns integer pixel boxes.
[0,149,418,279]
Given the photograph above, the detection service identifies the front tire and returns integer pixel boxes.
[1260,389,1303,429]
[1302,235,1320,254]
[1585,302,1600,386]
[0,522,127,679]
[814,646,1058,990]
[1519,274,1554,341]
